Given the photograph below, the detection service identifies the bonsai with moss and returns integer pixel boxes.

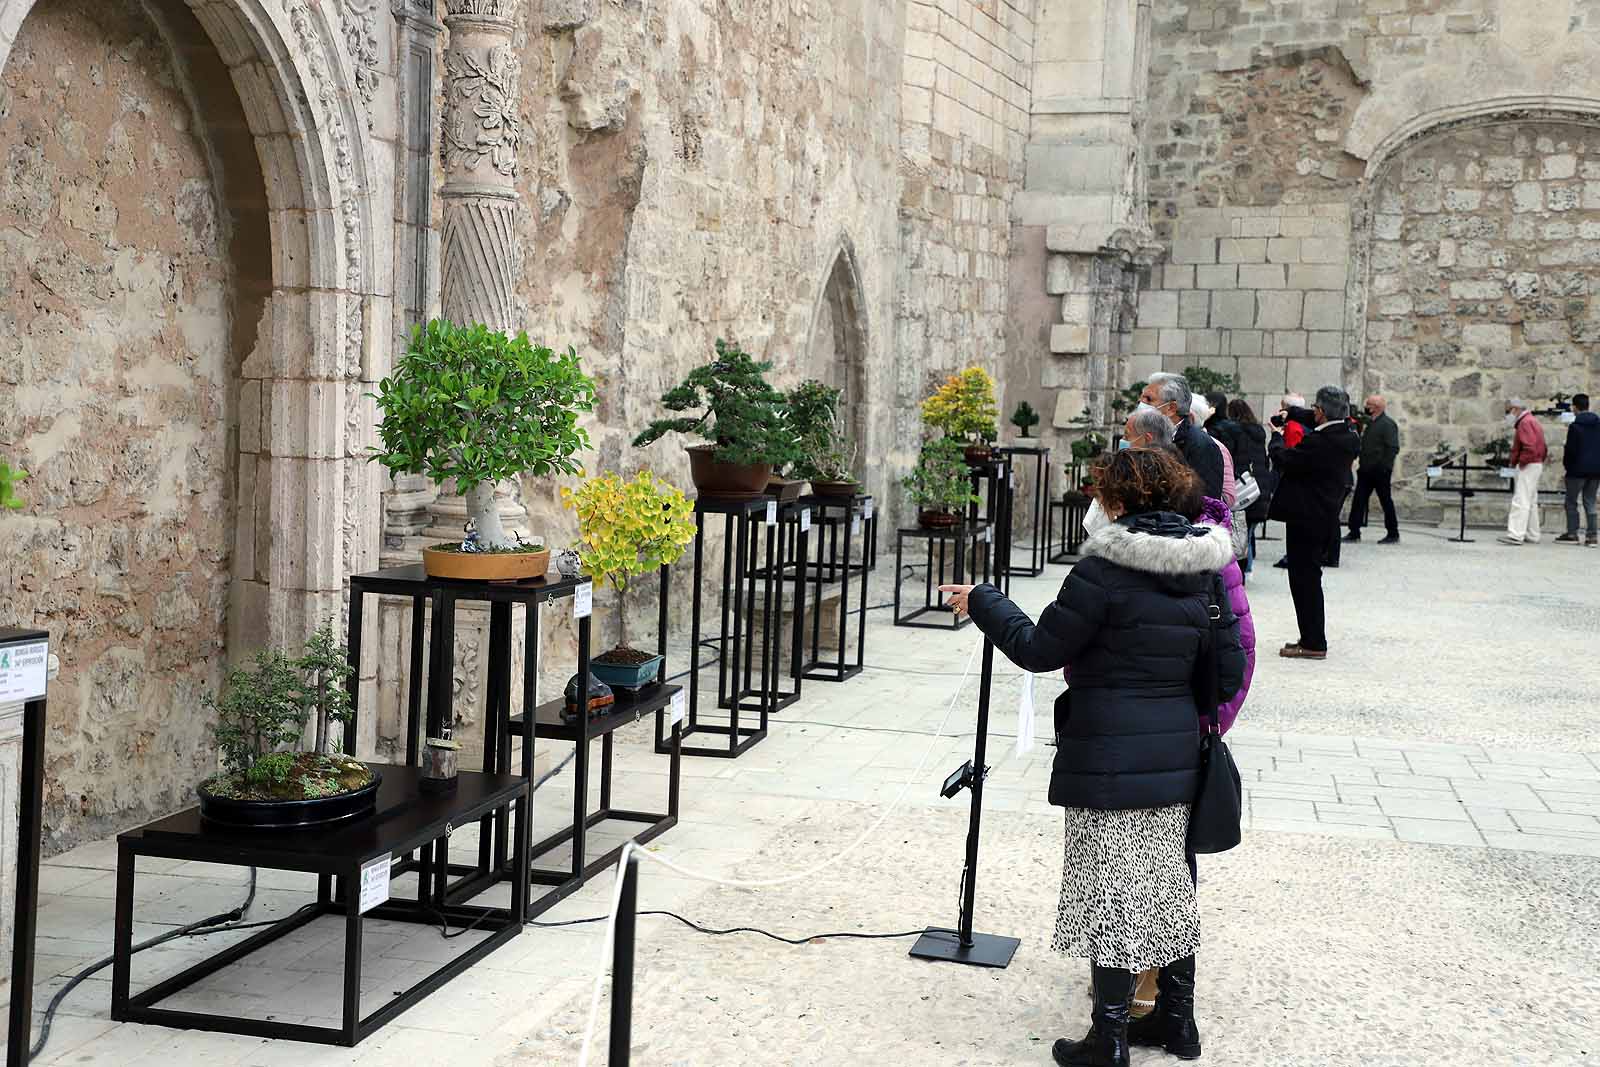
[562,471,695,683]
[632,340,801,496]
[903,438,980,524]
[785,380,859,492]
[370,319,595,551]
[200,623,372,805]
[921,367,999,451]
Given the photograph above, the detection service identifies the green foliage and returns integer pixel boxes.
[921,367,999,441]
[1429,441,1461,466]
[1010,401,1040,435]
[1066,407,1107,462]
[903,438,980,513]
[370,319,596,494]
[785,380,857,481]
[0,460,26,511]
[562,471,696,592]
[1112,366,1243,417]
[632,339,800,467]
[298,775,339,799]
[297,623,354,757]
[1476,435,1513,465]
[245,752,296,789]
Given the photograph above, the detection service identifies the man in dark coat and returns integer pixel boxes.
[1345,394,1402,545]
[1270,385,1360,660]
[1557,393,1600,546]
[1139,372,1224,498]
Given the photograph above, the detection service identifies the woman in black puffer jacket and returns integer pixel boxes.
[942,448,1245,1067]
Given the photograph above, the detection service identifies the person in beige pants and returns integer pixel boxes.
[1499,398,1549,546]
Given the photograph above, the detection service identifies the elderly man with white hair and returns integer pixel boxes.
[1136,372,1224,498]
[1499,396,1549,545]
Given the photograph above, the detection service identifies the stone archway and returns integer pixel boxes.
[0,0,383,848]
[806,239,871,473]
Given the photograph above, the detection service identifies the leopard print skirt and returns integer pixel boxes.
[1050,804,1199,971]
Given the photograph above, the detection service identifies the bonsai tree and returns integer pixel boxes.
[202,622,370,802]
[632,339,800,469]
[1428,441,1461,467]
[1010,401,1041,438]
[921,367,999,443]
[785,380,858,485]
[903,438,980,516]
[1476,435,1513,468]
[561,471,695,655]
[370,319,596,550]
[0,459,25,510]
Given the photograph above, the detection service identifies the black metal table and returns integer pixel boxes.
[2,627,48,1067]
[967,457,1014,596]
[799,495,870,682]
[111,766,529,1047]
[893,521,992,630]
[998,446,1050,577]
[346,565,595,913]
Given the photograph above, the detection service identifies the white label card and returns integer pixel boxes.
[574,582,594,620]
[982,525,993,543]
[852,515,862,537]
[358,854,391,914]
[1426,466,1443,478]
[766,500,778,526]
[1016,673,1036,758]
[670,689,686,725]
[1499,467,1516,480]
[0,641,48,703]
[800,509,812,533]
[863,501,874,521]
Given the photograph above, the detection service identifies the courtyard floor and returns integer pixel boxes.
[4,520,1600,1066]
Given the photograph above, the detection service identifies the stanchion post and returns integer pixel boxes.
[3,627,49,1067]
[609,854,640,1067]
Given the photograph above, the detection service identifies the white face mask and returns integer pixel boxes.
[1083,498,1109,537]
[1135,401,1164,419]
[1505,412,1517,427]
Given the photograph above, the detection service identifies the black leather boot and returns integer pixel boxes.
[1052,965,1132,1067]
[1126,954,1202,1060]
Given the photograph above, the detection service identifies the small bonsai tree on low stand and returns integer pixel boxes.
[200,623,373,821]
[632,339,800,499]
[786,380,859,495]
[1064,407,1107,500]
[370,319,595,576]
[562,471,695,687]
[904,438,980,526]
[1010,401,1041,442]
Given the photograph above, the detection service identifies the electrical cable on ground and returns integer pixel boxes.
[532,910,923,946]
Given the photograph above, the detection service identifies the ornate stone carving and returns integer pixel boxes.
[444,0,514,19]
[441,198,517,328]
[441,45,521,176]
[392,0,436,14]
[452,633,480,728]
[339,0,383,121]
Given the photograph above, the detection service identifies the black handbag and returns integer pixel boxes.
[1187,587,1243,854]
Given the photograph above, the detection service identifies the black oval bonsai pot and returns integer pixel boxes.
[198,770,383,830]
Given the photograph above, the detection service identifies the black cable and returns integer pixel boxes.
[532,909,923,946]
[427,907,495,941]
[31,868,263,1059]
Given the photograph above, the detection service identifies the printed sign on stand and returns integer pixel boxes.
[1427,466,1444,478]
[800,509,811,533]
[765,500,778,525]
[670,689,687,726]
[863,500,874,521]
[358,854,392,914]
[0,639,48,703]
[574,582,593,620]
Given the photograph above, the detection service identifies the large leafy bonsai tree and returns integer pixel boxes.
[632,339,801,468]
[370,319,597,549]
[784,380,857,484]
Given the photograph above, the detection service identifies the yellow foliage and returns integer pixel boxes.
[560,471,696,591]
[921,366,999,440]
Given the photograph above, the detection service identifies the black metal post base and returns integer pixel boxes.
[908,928,1019,969]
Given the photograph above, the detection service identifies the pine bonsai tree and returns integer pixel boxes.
[633,339,801,468]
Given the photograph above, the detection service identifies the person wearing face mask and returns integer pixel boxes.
[1137,373,1225,499]
[1269,385,1361,660]
[939,448,1244,1067]
[1499,397,1549,546]
[1345,395,1401,545]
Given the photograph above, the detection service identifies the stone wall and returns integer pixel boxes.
[0,0,235,848]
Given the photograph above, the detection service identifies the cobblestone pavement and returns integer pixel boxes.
[4,520,1598,1065]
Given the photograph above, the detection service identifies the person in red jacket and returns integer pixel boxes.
[1499,397,1550,546]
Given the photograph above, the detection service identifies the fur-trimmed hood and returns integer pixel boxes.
[1081,510,1232,576]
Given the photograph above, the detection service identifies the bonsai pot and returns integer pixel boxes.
[198,768,382,830]
[918,509,962,529]
[591,647,664,689]
[963,444,993,466]
[423,544,550,581]
[809,479,861,499]
[765,476,808,503]
[686,445,771,501]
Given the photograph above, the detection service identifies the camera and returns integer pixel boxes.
[1269,412,1287,428]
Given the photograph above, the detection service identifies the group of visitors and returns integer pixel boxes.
[1504,392,1600,547]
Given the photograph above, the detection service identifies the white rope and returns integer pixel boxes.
[575,635,985,1065]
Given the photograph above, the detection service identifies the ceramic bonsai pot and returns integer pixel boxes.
[809,479,861,499]
[198,769,382,830]
[962,444,993,466]
[423,546,550,581]
[590,650,664,690]
[686,445,771,501]
[765,476,808,503]
[918,509,962,529]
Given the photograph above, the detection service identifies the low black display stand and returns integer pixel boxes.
[1048,492,1090,564]
[799,494,871,682]
[998,446,1050,577]
[3,627,48,1067]
[909,637,1017,969]
[893,522,992,630]
[112,766,529,1046]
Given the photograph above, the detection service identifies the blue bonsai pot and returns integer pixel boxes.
[590,653,663,689]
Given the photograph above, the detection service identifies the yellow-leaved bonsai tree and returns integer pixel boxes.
[561,471,695,688]
[922,367,999,460]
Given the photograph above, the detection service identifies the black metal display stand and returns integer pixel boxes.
[112,766,528,1046]
[3,627,48,1067]
[1424,454,1564,544]
[800,494,871,682]
[908,636,1018,969]
[967,456,1014,596]
[998,446,1050,577]
[667,498,808,759]
[1048,492,1090,564]
[892,522,992,629]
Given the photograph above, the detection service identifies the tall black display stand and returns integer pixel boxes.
[998,445,1050,577]
[968,456,1014,596]
[800,494,871,682]
[3,627,48,1067]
